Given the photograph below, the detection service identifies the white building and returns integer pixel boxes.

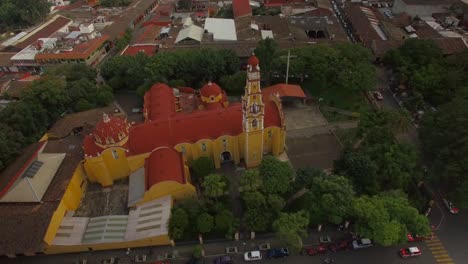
[204,18,238,41]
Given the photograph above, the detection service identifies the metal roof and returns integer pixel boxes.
[204,18,238,41]
[175,25,204,44]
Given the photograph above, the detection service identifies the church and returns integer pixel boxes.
[83,54,287,205]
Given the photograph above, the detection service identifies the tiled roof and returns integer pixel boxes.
[262,83,307,99]
[232,0,252,18]
[346,4,382,42]
[200,82,222,98]
[121,44,158,56]
[145,147,186,190]
[48,103,123,139]
[0,135,83,256]
[432,37,468,55]
[143,83,177,121]
[15,16,72,49]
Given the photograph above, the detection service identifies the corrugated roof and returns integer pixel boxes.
[175,25,203,44]
[204,18,238,41]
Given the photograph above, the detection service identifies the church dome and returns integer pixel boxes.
[93,113,129,146]
[248,54,259,67]
[200,81,222,98]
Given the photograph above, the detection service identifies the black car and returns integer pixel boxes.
[267,248,289,258]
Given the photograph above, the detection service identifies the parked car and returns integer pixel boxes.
[407,233,426,242]
[319,235,332,244]
[399,247,422,258]
[244,251,262,262]
[337,240,350,250]
[373,91,384,100]
[442,198,459,214]
[327,243,338,252]
[213,255,233,264]
[351,238,373,249]
[306,247,317,256]
[267,248,289,258]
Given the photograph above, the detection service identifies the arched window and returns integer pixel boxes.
[201,142,207,152]
[252,119,258,128]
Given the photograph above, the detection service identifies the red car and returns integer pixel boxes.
[407,233,426,242]
[306,247,317,256]
[399,247,422,258]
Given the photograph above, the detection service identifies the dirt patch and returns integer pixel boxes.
[74,179,129,217]
[286,133,342,170]
[283,105,327,130]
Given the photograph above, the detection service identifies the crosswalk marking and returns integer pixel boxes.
[424,235,455,264]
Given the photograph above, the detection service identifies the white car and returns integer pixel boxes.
[442,198,459,214]
[352,238,373,249]
[244,251,262,261]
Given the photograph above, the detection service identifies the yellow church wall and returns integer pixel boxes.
[140,181,196,205]
[100,148,131,182]
[245,130,264,168]
[127,152,150,171]
[45,233,171,255]
[272,128,286,156]
[43,165,87,245]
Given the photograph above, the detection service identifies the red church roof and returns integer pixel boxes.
[145,147,186,189]
[200,82,222,98]
[232,0,252,18]
[85,82,283,157]
[143,83,176,121]
[262,83,306,99]
[93,114,129,145]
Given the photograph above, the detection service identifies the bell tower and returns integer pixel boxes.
[242,54,264,168]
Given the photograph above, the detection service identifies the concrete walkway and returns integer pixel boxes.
[287,120,358,138]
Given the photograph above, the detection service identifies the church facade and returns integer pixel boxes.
[82,54,286,204]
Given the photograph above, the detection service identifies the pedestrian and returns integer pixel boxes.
[126,248,131,256]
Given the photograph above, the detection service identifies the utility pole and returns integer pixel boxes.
[285,49,291,85]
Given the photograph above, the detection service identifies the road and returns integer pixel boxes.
[375,66,463,264]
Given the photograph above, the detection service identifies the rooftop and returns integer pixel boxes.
[204,18,238,41]
[15,15,72,50]
[0,135,84,256]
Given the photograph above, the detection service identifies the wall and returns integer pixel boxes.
[45,233,171,254]
[141,179,196,204]
[43,164,87,245]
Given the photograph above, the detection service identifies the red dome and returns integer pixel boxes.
[200,81,222,98]
[93,113,129,145]
[248,54,259,67]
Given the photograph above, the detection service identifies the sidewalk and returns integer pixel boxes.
[14,227,351,264]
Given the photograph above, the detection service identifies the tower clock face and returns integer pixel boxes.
[250,72,259,80]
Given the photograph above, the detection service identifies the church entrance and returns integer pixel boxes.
[221,151,232,163]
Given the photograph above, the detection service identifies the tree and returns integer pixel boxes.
[177,0,192,10]
[305,175,355,225]
[272,211,309,253]
[267,194,285,213]
[240,169,263,192]
[100,0,131,7]
[294,167,326,190]
[196,213,214,234]
[169,208,189,240]
[255,38,278,85]
[242,191,266,209]
[419,99,468,205]
[358,110,410,138]
[243,209,272,232]
[352,193,430,246]
[0,0,50,32]
[260,156,293,195]
[215,209,236,237]
[219,72,246,95]
[334,150,379,195]
[0,123,25,170]
[202,174,227,201]
[191,157,215,180]
[116,28,134,51]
